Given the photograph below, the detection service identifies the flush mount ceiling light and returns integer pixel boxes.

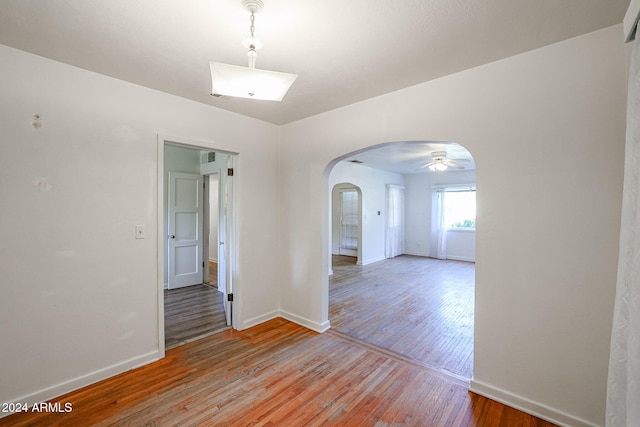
[210,0,297,102]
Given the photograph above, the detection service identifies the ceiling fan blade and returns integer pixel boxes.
[448,158,470,163]
[444,160,465,169]
[418,161,435,169]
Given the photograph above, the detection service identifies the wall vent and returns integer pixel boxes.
[201,151,216,164]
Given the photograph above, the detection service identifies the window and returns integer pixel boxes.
[340,190,358,250]
[444,190,476,229]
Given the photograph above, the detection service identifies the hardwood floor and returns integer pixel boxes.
[3,318,557,426]
[208,260,218,285]
[3,258,556,426]
[330,255,475,379]
[164,262,228,349]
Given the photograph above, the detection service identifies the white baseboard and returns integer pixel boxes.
[469,379,599,427]
[239,310,331,333]
[238,310,281,331]
[402,251,476,262]
[447,255,475,262]
[403,250,430,257]
[402,250,429,258]
[359,255,386,266]
[1,351,160,419]
[279,310,331,333]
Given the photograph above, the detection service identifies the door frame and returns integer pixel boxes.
[157,134,239,358]
[338,188,359,257]
[330,183,362,271]
[202,172,220,287]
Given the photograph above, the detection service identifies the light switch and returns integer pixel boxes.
[135,225,145,239]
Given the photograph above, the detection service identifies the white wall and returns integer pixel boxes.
[329,161,404,266]
[279,26,626,427]
[404,169,477,260]
[0,44,281,408]
[445,229,475,262]
[0,24,627,427]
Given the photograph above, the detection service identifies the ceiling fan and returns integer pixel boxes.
[418,150,469,171]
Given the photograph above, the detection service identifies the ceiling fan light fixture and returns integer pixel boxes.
[419,150,469,172]
[209,0,297,102]
[429,161,448,172]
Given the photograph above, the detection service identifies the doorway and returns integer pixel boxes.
[325,140,476,379]
[338,189,359,256]
[331,184,362,267]
[158,138,237,353]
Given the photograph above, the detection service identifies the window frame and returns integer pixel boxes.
[431,183,477,231]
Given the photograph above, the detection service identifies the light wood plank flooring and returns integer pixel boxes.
[4,318,557,426]
[164,261,228,349]
[330,255,475,379]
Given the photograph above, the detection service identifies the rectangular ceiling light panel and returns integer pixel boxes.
[210,62,298,102]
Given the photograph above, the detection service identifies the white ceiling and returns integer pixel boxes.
[0,0,629,127]
[343,141,476,175]
[0,1,628,175]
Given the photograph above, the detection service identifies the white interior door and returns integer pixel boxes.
[339,190,358,256]
[218,157,234,326]
[168,172,203,289]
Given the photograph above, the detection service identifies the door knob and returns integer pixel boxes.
[170,235,175,239]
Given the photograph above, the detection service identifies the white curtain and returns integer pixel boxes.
[606,37,640,427]
[385,185,404,258]
[431,189,447,260]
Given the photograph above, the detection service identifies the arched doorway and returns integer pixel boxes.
[324,140,477,379]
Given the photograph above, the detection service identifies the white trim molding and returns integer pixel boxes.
[359,255,386,266]
[1,351,160,419]
[239,310,331,334]
[469,379,600,427]
[446,255,475,262]
[403,250,430,257]
[279,310,331,333]
[625,0,640,42]
[238,310,281,331]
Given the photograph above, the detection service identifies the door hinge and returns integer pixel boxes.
[227,168,234,176]
[203,261,205,267]
[227,293,234,302]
